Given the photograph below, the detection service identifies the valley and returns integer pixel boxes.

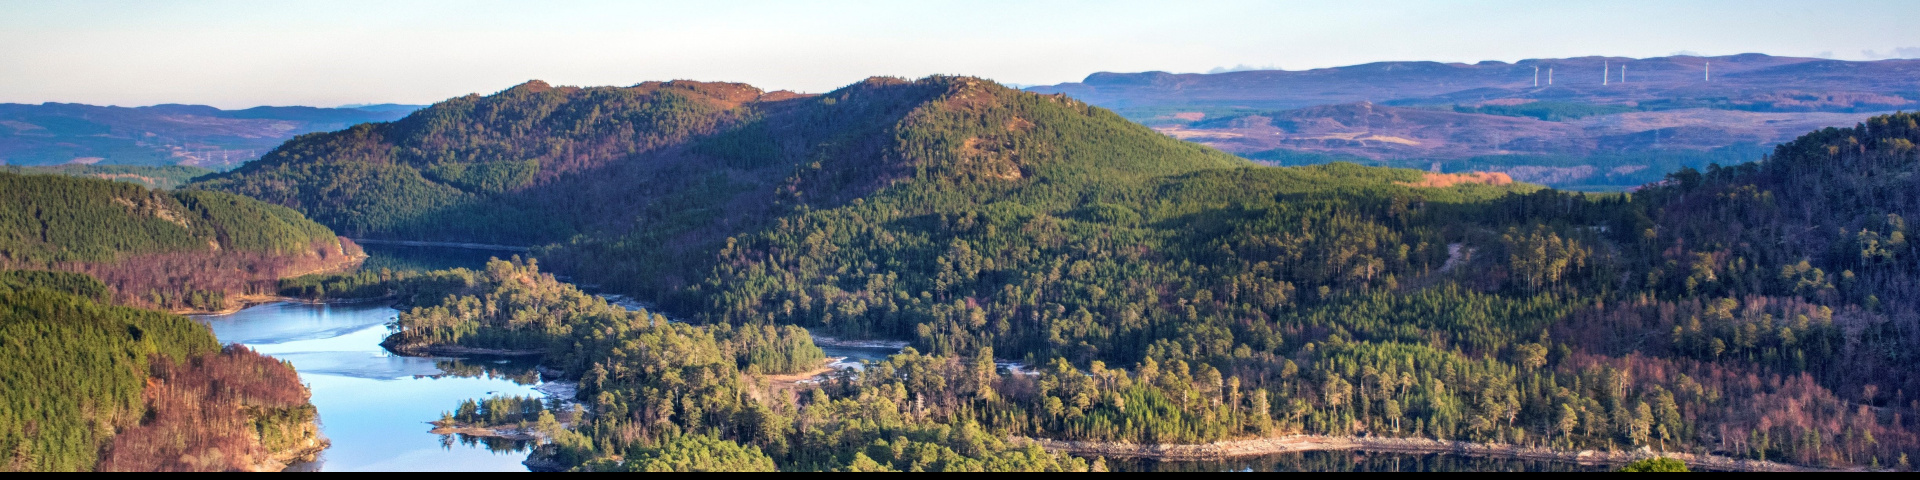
[7,62,1920,474]
[15,2,1920,473]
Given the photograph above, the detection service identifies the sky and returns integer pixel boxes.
[3,0,1917,109]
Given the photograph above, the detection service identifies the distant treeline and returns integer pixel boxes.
[213,76,1920,470]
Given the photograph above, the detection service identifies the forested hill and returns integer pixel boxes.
[0,171,360,311]
[193,76,1249,245]
[0,270,321,471]
[1028,54,1915,191]
[255,75,1920,468]
[0,102,418,168]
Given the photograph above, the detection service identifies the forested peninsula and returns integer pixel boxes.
[0,270,323,471]
[0,172,361,471]
[1,171,363,313]
[211,77,1918,471]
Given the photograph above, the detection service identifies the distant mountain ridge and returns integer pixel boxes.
[1035,54,1919,113]
[1029,53,1920,190]
[0,102,424,168]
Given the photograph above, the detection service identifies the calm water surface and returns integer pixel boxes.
[233,246,1602,472]
[197,301,551,471]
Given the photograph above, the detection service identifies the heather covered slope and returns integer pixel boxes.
[0,171,359,311]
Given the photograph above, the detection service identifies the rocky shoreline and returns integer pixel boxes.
[1017,435,1839,472]
[252,420,330,472]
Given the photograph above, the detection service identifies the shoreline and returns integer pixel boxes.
[1016,435,1838,472]
[352,238,533,252]
[173,250,369,316]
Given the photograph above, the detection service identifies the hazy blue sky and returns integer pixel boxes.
[4,0,1916,108]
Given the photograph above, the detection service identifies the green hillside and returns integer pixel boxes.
[0,270,317,472]
[207,76,1920,469]
[0,171,357,310]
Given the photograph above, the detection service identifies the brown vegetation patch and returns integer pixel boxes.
[1398,171,1514,188]
[110,194,191,230]
[1171,112,1207,121]
[1006,116,1035,132]
[3,237,366,313]
[1475,98,1538,107]
[756,90,814,102]
[97,346,321,472]
[960,137,1025,180]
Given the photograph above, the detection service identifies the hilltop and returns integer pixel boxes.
[191,76,1262,245]
[0,270,323,472]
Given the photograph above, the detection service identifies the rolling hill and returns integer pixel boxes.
[199,76,1920,469]
[0,102,421,169]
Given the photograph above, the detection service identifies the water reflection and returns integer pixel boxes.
[359,243,508,273]
[443,433,534,453]
[197,301,552,472]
